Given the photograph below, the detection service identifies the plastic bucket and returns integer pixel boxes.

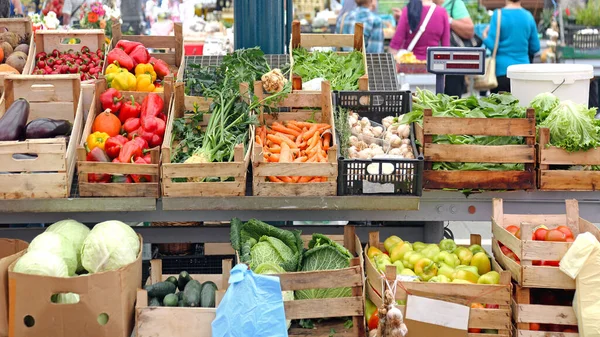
[507,64,594,107]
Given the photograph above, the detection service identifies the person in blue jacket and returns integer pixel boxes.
[482,0,540,93]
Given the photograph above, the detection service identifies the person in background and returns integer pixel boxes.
[62,0,92,26]
[336,0,384,53]
[389,0,450,59]
[9,0,24,16]
[337,0,377,24]
[482,0,539,93]
[443,0,474,96]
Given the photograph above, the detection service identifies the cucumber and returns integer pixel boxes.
[149,297,161,307]
[178,300,185,307]
[163,293,178,307]
[183,280,202,307]
[200,281,218,308]
[166,276,178,288]
[177,291,184,301]
[178,271,193,291]
[146,281,176,300]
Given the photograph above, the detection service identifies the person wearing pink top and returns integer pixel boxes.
[389,0,451,61]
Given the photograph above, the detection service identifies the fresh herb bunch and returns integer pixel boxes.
[171,103,205,164]
[292,48,365,91]
[334,106,351,158]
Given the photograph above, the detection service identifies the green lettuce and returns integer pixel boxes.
[295,234,353,300]
[531,92,560,124]
[540,100,600,152]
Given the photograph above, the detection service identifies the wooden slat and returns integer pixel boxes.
[78,182,159,197]
[276,266,363,291]
[424,171,535,190]
[522,265,575,289]
[253,181,337,196]
[514,331,578,337]
[0,173,67,199]
[162,181,245,197]
[503,214,566,226]
[424,144,535,163]
[300,34,356,49]
[492,239,523,285]
[492,220,522,257]
[123,35,176,48]
[162,162,245,178]
[34,29,105,53]
[276,93,322,108]
[540,170,600,191]
[284,297,363,320]
[514,302,577,325]
[468,308,512,330]
[521,241,572,261]
[288,320,357,337]
[253,162,337,177]
[136,307,216,337]
[541,146,600,165]
[0,152,65,172]
[395,282,510,305]
[0,140,65,154]
[423,116,535,137]
[78,162,159,175]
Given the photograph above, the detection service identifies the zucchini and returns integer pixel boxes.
[149,297,161,307]
[177,291,185,301]
[163,293,178,307]
[178,300,185,307]
[178,271,193,291]
[166,276,178,288]
[200,281,218,308]
[146,281,176,300]
[183,280,202,307]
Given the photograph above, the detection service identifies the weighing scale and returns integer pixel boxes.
[426,47,487,94]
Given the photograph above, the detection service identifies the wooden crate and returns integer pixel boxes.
[112,21,183,76]
[290,20,368,92]
[135,258,232,337]
[0,75,84,199]
[31,29,106,84]
[76,78,173,197]
[538,127,600,190]
[0,18,35,89]
[160,82,251,197]
[491,198,600,289]
[364,231,512,337]
[422,108,537,190]
[252,80,338,196]
[232,226,365,337]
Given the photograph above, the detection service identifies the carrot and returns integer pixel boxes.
[272,124,301,137]
[278,176,294,183]
[296,131,304,146]
[322,133,331,151]
[280,142,292,162]
[291,176,300,183]
[295,121,331,129]
[298,176,312,183]
[303,124,318,141]
[317,125,332,133]
[268,145,281,154]
[294,156,307,162]
[266,153,280,162]
[268,176,283,182]
[309,177,322,183]
[269,134,298,149]
[286,123,302,133]
[256,135,263,146]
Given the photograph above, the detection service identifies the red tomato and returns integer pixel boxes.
[533,260,541,265]
[542,260,560,267]
[485,304,499,309]
[368,312,379,330]
[546,229,567,242]
[467,305,484,334]
[566,237,574,242]
[557,226,574,239]
[515,227,522,239]
[534,227,548,241]
[547,324,562,332]
[506,225,519,236]
[563,326,578,333]
[500,245,512,256]
[529,323,541,331]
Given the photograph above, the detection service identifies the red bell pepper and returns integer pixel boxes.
[111,174,133,183]
[157,112,167,122]
[119,95,142,123]
[140,93,164,120]
[131,156,152,183]
[132,135,149,149]
[105,135,128,159]
[143,153,152,164]
[85,147,111,183]
[115,40,143,54]
[100,88,123,113]
[122,118,141,137]
[149,57,170,79]
[118,139,144,163]
[107,48,134,71]
[139,117,166,148]
[129,45,150,67]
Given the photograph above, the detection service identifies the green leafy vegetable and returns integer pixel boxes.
[531,92,560,124]
[335,106,351,158]
[295,234,353,300]
[292,48,365,91]
[540,100,600,152]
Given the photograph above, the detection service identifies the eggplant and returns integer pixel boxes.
[0,98,30,141]
[25,118,71,139]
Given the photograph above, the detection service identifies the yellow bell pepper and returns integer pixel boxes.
[136,74,155,92]
[112,72,137,91]
[153,86,164,92]
[135,63,157,82]
[105,64,128,87]
[86,131,109,151]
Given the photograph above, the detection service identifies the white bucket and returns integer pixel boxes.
[507,64,594,107]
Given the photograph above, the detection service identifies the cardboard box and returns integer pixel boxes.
[0,239,28,337]
[8,236,142,337]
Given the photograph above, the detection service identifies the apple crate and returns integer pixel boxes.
[135,258,232,337]
[0,75,84,199]
[252,80,338,196]
[234,226,365,337]
[421,108,536,190]
[76,78,173,197]
[491,198,600,289]
[290,20,368,92]
[538,127,600,190]
[0,18,35,90]
[160,82,251,197]
[364,232,512,337]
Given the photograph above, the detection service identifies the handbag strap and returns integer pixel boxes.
[407,4,437,52]
[491,9,502,58]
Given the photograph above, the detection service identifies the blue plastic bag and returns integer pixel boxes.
[212,264,288,337]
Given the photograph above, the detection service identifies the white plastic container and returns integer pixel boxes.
[507,64,594,107]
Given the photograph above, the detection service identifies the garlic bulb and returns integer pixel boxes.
[401,138,411,145]
[390,135,402,148]
[356,141,368,151]
[372,126,383,137]
[360,117,370,127]
[405,152,415,159]
[349,136,359,147]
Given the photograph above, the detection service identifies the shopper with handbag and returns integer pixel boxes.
[389,0,450,60]
[481,0,540,93]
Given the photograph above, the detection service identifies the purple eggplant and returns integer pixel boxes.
[25,118,71,139]
[0,98,30,141]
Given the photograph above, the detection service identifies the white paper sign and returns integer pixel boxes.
[405,295,469,331]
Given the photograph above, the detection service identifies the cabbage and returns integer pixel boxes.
[81,220,140,273]
[46,219,90,273]
[540,100,600,152]
[295,234,353,300]
[250,236,294,271]
[52,293,80,304]
[28,232,78,276]
[13,251,69,277]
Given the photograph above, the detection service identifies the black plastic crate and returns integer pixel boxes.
[366,53,400,91]
[335,91,423,196]
[564,25,600,49]
[159,254,236,275]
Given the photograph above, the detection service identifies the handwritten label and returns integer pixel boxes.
[405,295,469,330]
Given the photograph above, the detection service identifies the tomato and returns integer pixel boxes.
[500,245,512,255]
[367,312,379,330]
[534,227,548,241]
[547,324,562,332]
[542,260,560,267]
[563,326,578,333]
[532,260,541,265]
[515,227,522,239]
[467,304,485,333]
[529,323,541,331]
[485,304,499,309]
[546,229,567,242]
[468,328,482,333]
[566,237,574,242]
[557,226,574,239]
[506,225,519,236]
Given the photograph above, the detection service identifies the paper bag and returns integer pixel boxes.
[0,239,28,337]
[404,295,468,337]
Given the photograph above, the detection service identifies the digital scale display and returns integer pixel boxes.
[426,47,486,75]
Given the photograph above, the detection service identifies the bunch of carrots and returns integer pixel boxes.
[256,120,332,183]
